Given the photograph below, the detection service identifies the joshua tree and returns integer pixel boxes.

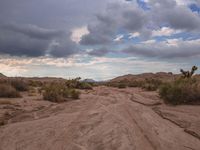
[191,66,198,76]
[180,66,198,78]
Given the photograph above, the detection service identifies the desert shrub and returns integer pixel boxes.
[43,83,80,102]
[65,78,93,90]
[105,78,162,90]
[43,83,68,102]
[0,84,21,98]
[159,78,200,105]
[142,83,157,91]
[104,81,127,88]
[28,87,38,96]
[69,89,80,99]
[128,81,143,87]
[28,80,43,87]
[104,82,117,87]
[65,77,81,89]
[79,82,93,89]
[10,79,29,91]
[141,79,163,91]
[117,83,127,88]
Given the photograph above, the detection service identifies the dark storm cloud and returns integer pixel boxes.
[80,2,149,45]
[149,0,200,31]
[0,0,116,57]
[122,39,200,59]
[0,26,48,57]
[122,9,147,31]
[163,7,200,31]
[88,47,110,57]
[0,0,200,58]
[0,0,110,29]
[48,33,79,58]
[0,23,78,57]
[81,0,200,46]
[80,13,117,45]
[2,23,63,40]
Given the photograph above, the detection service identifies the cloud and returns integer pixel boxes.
[71,26,89,43]
[122,8,148,31]
[80,13,117,45]
[141,39,156,44]
[48,35,79,57]
[80,0,200,46]
[0,0,200,79]
[87,47,110,57]
[152,27,181,37]
[80,2,149,45]
[2,23,62,40]
[149,0,200,31]
[0,23,79,57]
[114,34,124,42]
[175,0,200,6]
[128,32,140,39]
[0,26,49,57]
[122,39,200,59]
[0,55,189,80]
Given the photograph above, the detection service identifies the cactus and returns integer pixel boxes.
[180,66,198,78]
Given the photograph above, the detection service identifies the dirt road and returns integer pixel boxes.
[0,86,199,150]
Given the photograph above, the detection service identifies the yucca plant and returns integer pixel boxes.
[180,66,198,78]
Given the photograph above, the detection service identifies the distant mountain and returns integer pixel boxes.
[111,72,175,82]
[82,79,96,83]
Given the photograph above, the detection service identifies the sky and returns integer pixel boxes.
[0,0,200,80]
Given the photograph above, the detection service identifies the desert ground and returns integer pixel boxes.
[0,86,199,150]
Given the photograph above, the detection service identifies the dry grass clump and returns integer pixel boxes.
[0,100,12,105]
[28,80,43,87]
[0,84,21,98]
[105,82,127,88]
[159,78,200,105]
[128,80,144,87]
[0,78,29,91]
[10,79,29,91]
[117,83,127,88]
[69,89,80,99]
[141,79,163,91]
[43,83,80,103]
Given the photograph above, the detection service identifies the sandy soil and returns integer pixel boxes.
[0,86,200,150]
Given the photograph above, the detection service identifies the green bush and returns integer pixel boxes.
[43,83,80,102]
[65,77,81,89]
[65,78,93,90]
[159,78,200,105]
[79,82,93,90]
[0,84,21,98]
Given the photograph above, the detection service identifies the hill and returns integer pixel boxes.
[0,73,6,77]
[111,72,175,82]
